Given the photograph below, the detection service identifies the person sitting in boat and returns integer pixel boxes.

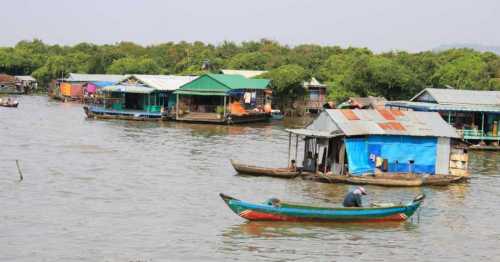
[303,151,315,171]
[343,187,367,207]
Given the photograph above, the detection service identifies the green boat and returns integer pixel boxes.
[220,193,425,222]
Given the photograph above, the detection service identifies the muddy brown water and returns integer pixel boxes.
[1,96,499,261]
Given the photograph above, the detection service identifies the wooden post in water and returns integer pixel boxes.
[16,160,23,181]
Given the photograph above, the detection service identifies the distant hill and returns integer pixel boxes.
[433,44,500,54]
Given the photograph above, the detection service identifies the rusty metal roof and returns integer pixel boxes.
[303,109,459,138]
[411,88,500,106]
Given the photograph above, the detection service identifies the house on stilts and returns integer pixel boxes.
[285,109,469,186]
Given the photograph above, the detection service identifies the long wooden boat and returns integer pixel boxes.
[230,160,300,178]
[220,193,425,222]
[313,173,466,187]
[315,173,423,187]
[0,101,19,108]
[422,175,466,186]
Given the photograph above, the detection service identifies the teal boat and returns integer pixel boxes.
[220,193,425,222]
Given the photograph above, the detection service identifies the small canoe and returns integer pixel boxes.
[220,193,425,222]
[230,160,299,179]
[0,101,19,108]
[271,110,284,120]
[315,173,468,187]
[317,173,424,187]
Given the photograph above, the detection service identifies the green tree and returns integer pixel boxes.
[106,56,162,74]
[260,64,310,110]
[432,53,488,89]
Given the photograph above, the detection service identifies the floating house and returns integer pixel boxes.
[302,77,327,113]
[84,74,195,121]
[221,69,327,114]
[385,88,500,146]
[173,73,272,124]
[0,74,21,94]
[286,109,468,181]
[14,76,38,93]
[53,73,124,101]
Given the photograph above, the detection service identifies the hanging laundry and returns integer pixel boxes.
[251,92,257,105]
[244,92,251,104]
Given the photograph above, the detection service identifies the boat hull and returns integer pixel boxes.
[220,193,423,222]
[0,102,19,108]
[231,160,299,178]
[312,173,466,187]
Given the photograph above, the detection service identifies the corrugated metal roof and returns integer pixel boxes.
[66,73,125,83]
[386,101,500,113]
[411,88,500,106]
[15,75,36,81]
[101,85,154,94]
[286,128,341,138]
[221,69,267,78]
[301,109,459,138]
[124,75,197,91]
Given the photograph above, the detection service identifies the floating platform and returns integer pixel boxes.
[84,106,167,121]
[175,112,271,124]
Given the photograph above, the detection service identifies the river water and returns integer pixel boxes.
[1,95,499,262]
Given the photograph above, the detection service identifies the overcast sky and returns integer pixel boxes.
[2,0,499,52]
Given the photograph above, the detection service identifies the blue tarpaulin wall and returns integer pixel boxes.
[345,135,437,175]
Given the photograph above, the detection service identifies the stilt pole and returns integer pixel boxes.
[294,134,299,161]
[288,132,292,167]
[176,93,179,120]
[324,141,329,174]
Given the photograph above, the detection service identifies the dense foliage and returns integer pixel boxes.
[1,39,499,102]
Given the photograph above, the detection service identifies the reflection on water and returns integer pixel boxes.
[1,96,500,261]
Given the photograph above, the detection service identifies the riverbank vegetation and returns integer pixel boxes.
[1,39,499,102]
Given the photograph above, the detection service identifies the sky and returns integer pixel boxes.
[2,0,499,52]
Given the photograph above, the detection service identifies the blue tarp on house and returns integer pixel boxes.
[345,135,437,175]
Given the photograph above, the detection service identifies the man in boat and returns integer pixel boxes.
[343,187,367,207]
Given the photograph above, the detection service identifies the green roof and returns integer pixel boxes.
[174,73,270,95]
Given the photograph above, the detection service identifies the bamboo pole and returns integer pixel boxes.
[288,132,292,167]
[324,141,329,174]
[223,95,227,119]
[294,134,299,162]
[176,94,179,120]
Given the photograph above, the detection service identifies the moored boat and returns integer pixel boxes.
[230,160,299,178]
[311,173,467,187]
[271,109,284,120]
[0,98,19,108]
[220,193,425,222]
